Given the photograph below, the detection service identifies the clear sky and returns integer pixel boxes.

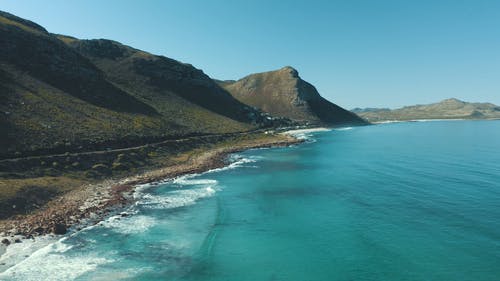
[2,0,499,109]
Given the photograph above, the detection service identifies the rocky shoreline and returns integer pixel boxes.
[0,134,302,247]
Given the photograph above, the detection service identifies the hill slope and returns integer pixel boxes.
[353,98,500,122]
[63,38,262,123]
[219,66,367,126]
[0,11,270,158]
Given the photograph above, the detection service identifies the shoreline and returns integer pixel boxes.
[0,133,302,251]
[280,127,331,135]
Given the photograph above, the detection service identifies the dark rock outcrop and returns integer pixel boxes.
[51,222,67,235]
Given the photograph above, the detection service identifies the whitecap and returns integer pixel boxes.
[0,238,111,281]
[99,214,157,234]
[138,186,217,210]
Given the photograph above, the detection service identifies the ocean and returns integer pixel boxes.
[1,120,499,280]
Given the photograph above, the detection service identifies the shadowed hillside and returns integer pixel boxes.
[65,38,263,123]
[219,66,367,126]
[0,12,156,115]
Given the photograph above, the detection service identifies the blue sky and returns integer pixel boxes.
[2,0,499,108]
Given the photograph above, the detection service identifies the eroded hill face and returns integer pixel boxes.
[220,67,367,126]
[353,98,500,122]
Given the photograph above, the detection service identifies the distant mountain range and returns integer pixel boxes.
[352,98,500,122]
[0,10,364,158]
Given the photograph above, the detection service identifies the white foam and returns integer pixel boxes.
[99,214,157,234]
[281,127,331,136]
[0,238,111,281]
[0,236,57,273]
[373,120,403,124]
[281,129,331,141]
[206,155,261,174]
[335,127,353,131]
[173,176,218,186]
[138,186,217,210]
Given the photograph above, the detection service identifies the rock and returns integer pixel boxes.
[51,223,67,235]
[14,238,21,243]
[1,238,10,245]
[32,226,44,234]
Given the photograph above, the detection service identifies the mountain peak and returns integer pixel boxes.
[278,66,299,78]
[440,98,465,104]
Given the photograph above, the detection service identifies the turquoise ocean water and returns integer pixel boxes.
[1,120,500,280]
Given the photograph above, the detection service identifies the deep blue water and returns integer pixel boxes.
[2,120,500,280]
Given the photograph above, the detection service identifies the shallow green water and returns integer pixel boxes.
[2,120,500,280]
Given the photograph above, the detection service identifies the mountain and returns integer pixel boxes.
[218,66,367,126]
[0,11,273,158]
[353,98,500,122]
[0,10,364,160]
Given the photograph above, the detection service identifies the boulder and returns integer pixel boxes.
[51,222,67,235]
